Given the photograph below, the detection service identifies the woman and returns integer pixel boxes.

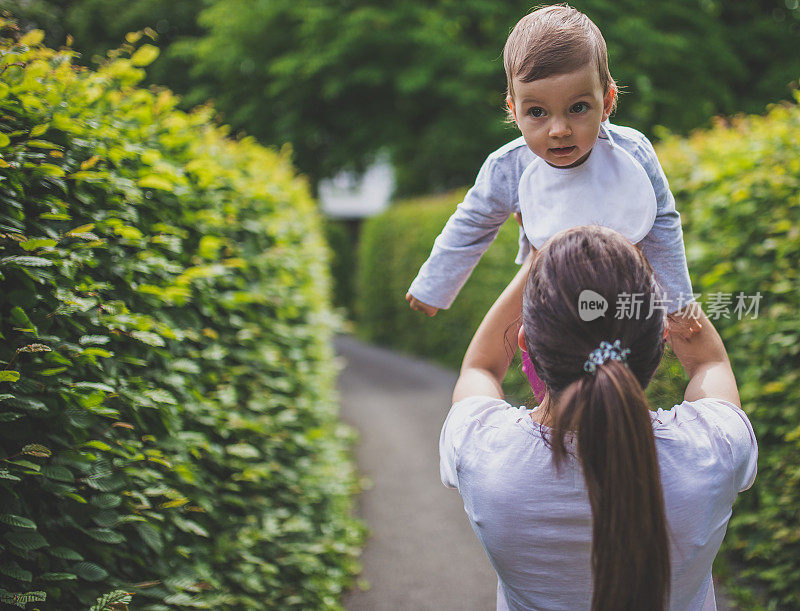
[440,226,757,611]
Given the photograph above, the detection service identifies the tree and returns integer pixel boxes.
[8,0,800,195]
[177,0,800,194]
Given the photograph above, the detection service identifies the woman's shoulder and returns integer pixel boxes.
[653,397,758,492]
[440,396,514,489]
[653,397,751,433]
[442,395,516,435]
[439,396,544,490]
[440,395,538,454]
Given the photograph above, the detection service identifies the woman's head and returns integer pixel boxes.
[519,225,670,611]
[520,224,665,397]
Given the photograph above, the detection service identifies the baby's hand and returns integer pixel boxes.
[405,292,439,317]
[667,304,703,341]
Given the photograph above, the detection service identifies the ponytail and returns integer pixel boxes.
[522,225,672,609]
[549,360,670,611]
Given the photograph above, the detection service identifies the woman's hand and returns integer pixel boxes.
[666,306,703,341]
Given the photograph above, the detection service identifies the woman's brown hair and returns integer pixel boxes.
[522,225,670,611]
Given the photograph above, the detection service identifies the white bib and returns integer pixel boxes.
[518,136,657,249]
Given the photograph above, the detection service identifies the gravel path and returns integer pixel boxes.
[336,334,735,610]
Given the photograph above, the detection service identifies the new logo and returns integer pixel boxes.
[578,290,608,321]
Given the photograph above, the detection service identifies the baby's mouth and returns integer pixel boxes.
[549,146,577,157]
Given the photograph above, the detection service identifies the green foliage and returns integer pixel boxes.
[89,589,133,611]
[0,21,364,610]
[9,1,800,196]
[322,219,358,316]
[658,99,800,608]
[0,0,204,96]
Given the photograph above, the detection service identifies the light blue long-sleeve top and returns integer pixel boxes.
[407,122,695,315]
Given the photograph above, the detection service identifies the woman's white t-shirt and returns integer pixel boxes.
[439,396,758,611]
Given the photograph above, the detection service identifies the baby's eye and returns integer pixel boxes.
[571,102,589,114]
[527,107,546,118]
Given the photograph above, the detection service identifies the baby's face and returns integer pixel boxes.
[508,64,613,168]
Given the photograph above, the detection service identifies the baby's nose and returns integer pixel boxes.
[549,118,572,138]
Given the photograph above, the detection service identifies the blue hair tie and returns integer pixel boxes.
[583,340,631,375]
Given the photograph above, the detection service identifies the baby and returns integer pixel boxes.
[406,5,699,399]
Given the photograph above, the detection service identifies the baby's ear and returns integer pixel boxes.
[602,86,615,121]
[506,95,516,119]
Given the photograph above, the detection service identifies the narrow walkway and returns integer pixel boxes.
[337,335,497,611]
[337,334,735,610]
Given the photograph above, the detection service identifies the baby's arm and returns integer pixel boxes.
[406,154,515,314]
[632,135,702,344]
[409,211,532,319]
[633,137,693,305]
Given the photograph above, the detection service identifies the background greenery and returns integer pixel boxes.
[322,220,358,314]
[0,24,364,609]
[5,0,800,195]
[657,102,800,608]
[356,98,800,607]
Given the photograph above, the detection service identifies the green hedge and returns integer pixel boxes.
[356,189,526,396]
[322,220,357,316]
[657,101,800,608]
[357,101,800,607]
[0,23,364,610]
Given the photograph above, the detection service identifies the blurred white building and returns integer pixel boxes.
[318,156,395,219]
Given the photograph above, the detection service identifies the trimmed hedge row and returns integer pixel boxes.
[357,101,800,606]
[0,23,364,610]
[657,100,800,608]
[356,189,518,378]
[322,220,358,315]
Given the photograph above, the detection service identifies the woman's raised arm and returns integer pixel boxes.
[667,303,741,407]
[451,253,534,404]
